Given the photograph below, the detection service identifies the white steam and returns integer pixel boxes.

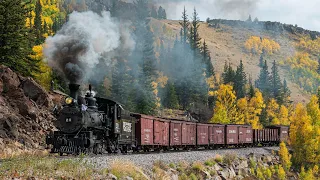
[43,11,135,83]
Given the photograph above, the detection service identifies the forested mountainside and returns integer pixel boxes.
[1,0,320,172]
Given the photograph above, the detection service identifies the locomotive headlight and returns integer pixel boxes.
[65,97,73,105]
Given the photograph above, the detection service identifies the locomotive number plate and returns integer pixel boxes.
[123,122,132,132]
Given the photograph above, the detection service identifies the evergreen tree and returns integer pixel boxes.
[34,0,43,44]
[157,6,166,19]
[202,40,214,77]
[164,82,179,109]
[223,62,235,84]
[190,8,201,55]
[259,54,264,67]
[133,0,157,115]
[247,14,252,22]
[282,79,291,105]
[43,20,48,35]
[151,6,157,18]
[111,59,131,105]
[256,60,271,99]
[179,7,189,45]
[0,0,40,77]
[270,60,283,103]
[248,75,255,98]
[234,60,247,98]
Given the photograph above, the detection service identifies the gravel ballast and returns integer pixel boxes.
[86,147,279,169]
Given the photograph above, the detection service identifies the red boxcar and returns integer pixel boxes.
[154,118,170,146]
[170,121,182,146]
[225,125,239,145]
[197,124,209,145]
[209,124,225,145]
[239,125,253,144]
[133,114,154,146]
[182,122,196,146]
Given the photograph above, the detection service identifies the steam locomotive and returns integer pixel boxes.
[46,84,289,155]
[46,84,136,155]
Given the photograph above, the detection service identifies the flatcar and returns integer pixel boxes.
[46,84,290,155]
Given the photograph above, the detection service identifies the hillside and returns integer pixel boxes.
[150,18,312,104]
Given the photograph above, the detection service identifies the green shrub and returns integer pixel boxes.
[223,153,237,166]
[214,155,223,163]
[189,173,198,180]
[192,161,204,172]
[204,159,216,167]
[178,173,188,180]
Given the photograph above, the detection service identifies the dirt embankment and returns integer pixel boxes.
[0,65,62,156]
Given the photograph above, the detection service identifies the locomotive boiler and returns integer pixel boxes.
[46,84,136,155]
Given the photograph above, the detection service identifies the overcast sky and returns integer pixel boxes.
[155,0,320,32]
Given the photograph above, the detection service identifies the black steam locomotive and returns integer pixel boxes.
[46,84,136,155]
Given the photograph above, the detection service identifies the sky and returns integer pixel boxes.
[154,0,320,32]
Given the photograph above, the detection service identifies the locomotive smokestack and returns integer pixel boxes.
[69,84,80,102]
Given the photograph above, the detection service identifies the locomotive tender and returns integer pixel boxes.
[46,84,289,155]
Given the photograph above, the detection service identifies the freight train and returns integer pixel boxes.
[45,84,290,155]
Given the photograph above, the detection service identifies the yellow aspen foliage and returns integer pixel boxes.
[279,141,292,171]
[156,72,168,88]
[289,103,314,166]
[247,90,264,129]
[277,105,290,125]
[297,36,320,55]
[236,98,247,125]
[300,167,316,180]
[277,165,286,180]
[267,99,279,125]
[307,95,320,126]
[244,36,280,55]
[30,45,52,90]
[313,165,319,176]
[210,84,237,124]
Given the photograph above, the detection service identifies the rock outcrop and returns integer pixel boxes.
[0,65,58,154]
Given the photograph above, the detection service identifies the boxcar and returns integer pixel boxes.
[239,125,253,144]
[209,124,225,146]
[154,118,170,146]
[170,120,183,146]
[132,114,154,146]
[225,125,239,145]
[196,124,209,146]
[181,121,196,146]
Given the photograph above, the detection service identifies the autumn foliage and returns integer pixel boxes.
[244,36,280,55]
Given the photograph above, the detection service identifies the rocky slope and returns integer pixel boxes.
[0,65,60,156]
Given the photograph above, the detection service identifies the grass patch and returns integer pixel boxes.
[109,159,148,180]
[223,153,237,166]
[214,154,223,163]
[0,154,102,179]
[192,161,204,172]
[204,158,216,167]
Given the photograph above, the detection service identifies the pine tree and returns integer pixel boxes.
[248,75,255,98]
[179,7,189,45]
[256,60,271,99]
[247,14,252,22]
[133,0,157,115]
[259,54,264,67]
[0,0,40,77]
[111,59,131,105]
[190,8,201,55]
[157,6,166,19]
[282,79,291,105]
[151,6,157,18]
[270,60,283,103]
[202,40,214,77]
[34,0,43,45]
[234,60,247,98]
[223,63,235,85]
[164,81,179,109]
